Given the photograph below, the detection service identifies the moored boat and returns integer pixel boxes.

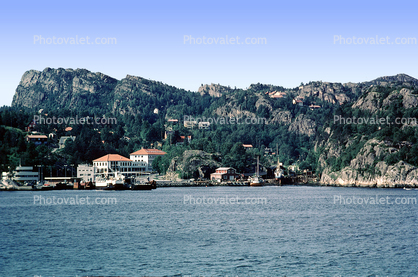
[131,180,157,190]
[250,156,264,187]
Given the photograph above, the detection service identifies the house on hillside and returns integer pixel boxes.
[242,144,253,151]
[293,99,304,106]
[176,136,192,146]
[25,134,48,145]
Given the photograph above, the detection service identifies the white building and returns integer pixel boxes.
[130,149,166,172]
[93,154,142,179]
[10,166,39,183]
[76,164,95,182]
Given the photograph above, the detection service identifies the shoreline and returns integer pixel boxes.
[2,181,418,191]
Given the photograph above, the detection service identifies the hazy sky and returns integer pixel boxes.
[1,0,417,107]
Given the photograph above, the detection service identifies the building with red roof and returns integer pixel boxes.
[130,148,166,172]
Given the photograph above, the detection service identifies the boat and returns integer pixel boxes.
[274,157,284,185]
[131,180,157,190]
[94,156,128,190]
[95,175,126,190]
[250,156,264,187]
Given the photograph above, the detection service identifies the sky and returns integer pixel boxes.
[0,0,417,107]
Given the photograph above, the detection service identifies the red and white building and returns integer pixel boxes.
[210,167,240,182]
[130,148,167,172]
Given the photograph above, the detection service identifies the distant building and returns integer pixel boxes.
[25,120,37,132]
[293,99,304,106]
[25,135,48,145]
[210,167,240,182]
[167,119,179,124]
[10,166,39,183]
[269,91,287,99]
[242,144,253,150]
[309,104,321,110]
[59,136,76,149]
[130,149,167,172]
[176,136,192,146]
[77,164,95,182]
[93,154,138,179]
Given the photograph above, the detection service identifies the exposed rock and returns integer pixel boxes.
[255,97,273,111]
[319,138,418,187]
[213,105,256,118]
[288,114,316,136]
[269,110,292,125]
[352,87,418,113]
[165,150,222,180]
[198,83,230,97]
[297,82,352,105]
[12,67,118,110]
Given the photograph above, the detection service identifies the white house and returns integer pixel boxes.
[130,149,166,172]
[76,164,95,182]
[92,154,142,179]
[9,166,39,183]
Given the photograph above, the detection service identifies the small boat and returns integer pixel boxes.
[41,183,54,190]
[250,157,264,187]
[131,180,157,190]
[250,176,264,186]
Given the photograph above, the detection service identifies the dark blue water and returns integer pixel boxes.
[1,186,417,276]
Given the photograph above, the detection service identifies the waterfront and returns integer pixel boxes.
[0,186,417,276]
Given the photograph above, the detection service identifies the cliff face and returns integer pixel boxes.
[319,139,418,187]
[297,82,353,105]
[198,83,231,97]
[318,81,418,188]
[164,150,222,180]
[11,67,191,116]
[352,87,418,113]
[288,114,316,137]
[12,68,118,110]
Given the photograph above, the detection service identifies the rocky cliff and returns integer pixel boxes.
[317,80,418,188]
[319,138,418,188]
[164,150,222,180]
[12,68,118,110]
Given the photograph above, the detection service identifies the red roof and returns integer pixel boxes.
[93,154,131,162]
[242,144,253,148]
[130,149,166,155]
[26,135,48,139]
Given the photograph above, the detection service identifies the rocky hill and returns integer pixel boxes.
[9,67,418,187]
[164,150,222,180]
[317,83,418,187]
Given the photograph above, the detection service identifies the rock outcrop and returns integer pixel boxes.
[288,114,316,136]
[165,150,222,180]
[198,83,231,97]
[12,68,117,110]
[319,138,418,187]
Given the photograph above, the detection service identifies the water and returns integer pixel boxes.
[0,186,417,276]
